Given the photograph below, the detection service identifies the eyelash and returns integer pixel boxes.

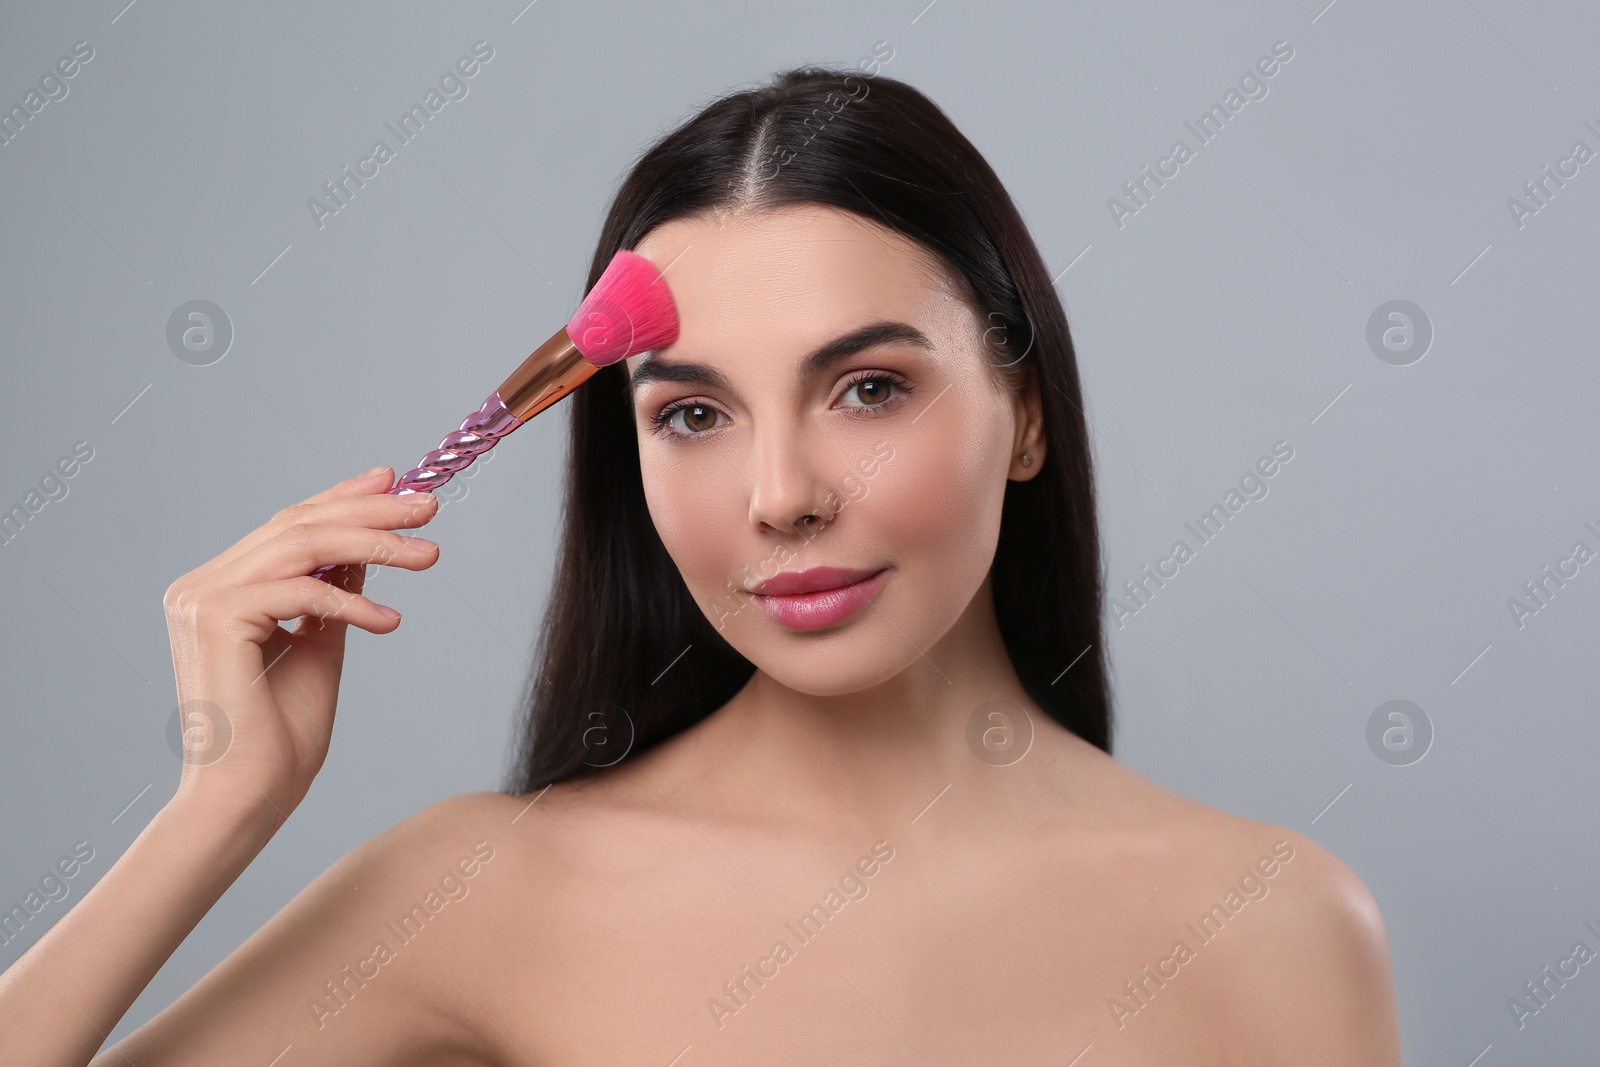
[646,371,914,441]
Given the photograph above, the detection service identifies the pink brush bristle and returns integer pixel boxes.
[566,249,681,367]
[308,251,678,584]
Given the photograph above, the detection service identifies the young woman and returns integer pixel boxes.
[1,67,1401,1065]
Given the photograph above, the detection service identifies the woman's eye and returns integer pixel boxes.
[651,402,724,437]
[843,375,907,408]
[648,374,910,440]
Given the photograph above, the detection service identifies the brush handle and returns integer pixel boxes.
[310,391,524,583]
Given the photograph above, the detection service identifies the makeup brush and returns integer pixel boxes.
[311,248,679,582]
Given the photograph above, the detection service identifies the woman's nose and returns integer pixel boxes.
[745,425,827,535]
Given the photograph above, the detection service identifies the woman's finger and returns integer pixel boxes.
[213,522,440,589]
[213,575,404,645]
[303,465,396,504]
[186,470,434,582]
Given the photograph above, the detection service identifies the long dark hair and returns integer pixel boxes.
[503,65,1113,794]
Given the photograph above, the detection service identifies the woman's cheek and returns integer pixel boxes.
[883,440,991,563]
[641,452,741,592]
[872,399,1010,596]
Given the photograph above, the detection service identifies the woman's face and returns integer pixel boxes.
[626,203,1044,697]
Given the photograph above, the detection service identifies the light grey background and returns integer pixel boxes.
[2,0,1596,1061]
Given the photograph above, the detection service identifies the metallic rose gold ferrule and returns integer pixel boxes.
[496,327,600,422]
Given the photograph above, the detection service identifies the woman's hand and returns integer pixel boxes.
[160,465,440,820]
[0,467,449,1067]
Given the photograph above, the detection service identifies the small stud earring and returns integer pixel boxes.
[1020,453,1033,468]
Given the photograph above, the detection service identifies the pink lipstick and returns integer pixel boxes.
[748,566,889,631]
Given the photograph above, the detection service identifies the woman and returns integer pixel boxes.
[1,66,1401,1064]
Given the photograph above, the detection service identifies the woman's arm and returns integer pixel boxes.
[0,793,276,1064]
[1227,830,1403,1064]
[0,790,512,1062]
[0,788,510,1066]
[81,792,512,1066]
[0,467,450,1065]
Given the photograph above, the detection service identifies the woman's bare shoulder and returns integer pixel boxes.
[94,791,537,1067]
[1065,752,1400,1062]
[377,787,617,894]
[382,786,642,874]
[1050,736,1359,879]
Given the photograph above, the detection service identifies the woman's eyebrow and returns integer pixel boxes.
[628,320,933,392]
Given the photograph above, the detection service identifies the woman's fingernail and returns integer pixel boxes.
[400,536,437,550]
[361,465,390,478]
[376,605,402,621]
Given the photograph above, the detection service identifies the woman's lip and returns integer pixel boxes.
[752,568,889,631]
[748,566,884,597]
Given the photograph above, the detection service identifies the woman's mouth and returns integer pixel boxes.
[748,566,890,631]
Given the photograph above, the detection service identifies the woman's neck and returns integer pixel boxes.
[645,573,1062,839]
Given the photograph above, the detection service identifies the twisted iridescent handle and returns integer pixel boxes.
[310,391,524,582]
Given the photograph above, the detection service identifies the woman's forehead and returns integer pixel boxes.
[638,205,954,297]
[628,205,967,369]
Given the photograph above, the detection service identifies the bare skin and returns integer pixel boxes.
[0,204,1400,1066]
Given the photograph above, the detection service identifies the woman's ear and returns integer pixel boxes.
[1008,363,1046,481]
